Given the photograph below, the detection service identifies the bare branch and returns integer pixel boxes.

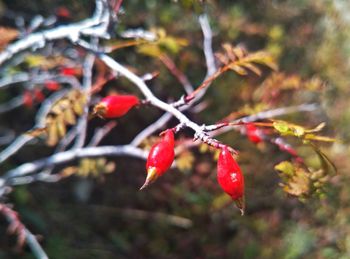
[0,204,48,259]
[0,0,111,67]
[3,145,147,181]
[0,90,68,164]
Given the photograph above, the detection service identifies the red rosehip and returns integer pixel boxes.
[33,89,45,103]
[60,67,78,76]
[23,91,33,108]
[140,130,175,190]
[93,95,140,119]
[245,123,263,144]
[56,6,71,19]
[44,80,61,91]
[217,147,245,215]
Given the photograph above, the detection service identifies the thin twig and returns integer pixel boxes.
[4,145,147,180]
[0,90,68,164]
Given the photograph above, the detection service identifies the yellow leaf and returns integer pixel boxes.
[176,151,195,172]
[273,121,290,134]
[228,64,248,75]
[292,125,305,137]
[304,134,336,142]
[137,44,163,57]
[274,161,294,177]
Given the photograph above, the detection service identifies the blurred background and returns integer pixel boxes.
[1,0,350,258]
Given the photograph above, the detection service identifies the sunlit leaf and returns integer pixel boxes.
[273,121,290,134]
[217,43,278,75]
[274,161,294,177]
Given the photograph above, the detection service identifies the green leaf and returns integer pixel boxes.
[275,161,295,176]
[273,121,290,134]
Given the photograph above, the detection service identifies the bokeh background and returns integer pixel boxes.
[1,0,350,258]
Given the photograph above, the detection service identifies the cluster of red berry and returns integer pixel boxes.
[93,94,245,214]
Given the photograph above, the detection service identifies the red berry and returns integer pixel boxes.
[217,147,245,215]
[245,123,263,144]
[33,89,45,103]
[140,130,175,190]
[60,67,78,76]
[56,7,71,19]
[44,80,60,91]
[93,95,140,119]
[23,91,33,108]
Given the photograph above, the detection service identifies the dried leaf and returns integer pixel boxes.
[0,27,19,49]
[63,108,76,125]
[25,127,47,137]
[217,43,278,77]
[60,158,117,178]
[275,161,310,197]
[46,124,58,146]
[44,90,87,146]
[228,64,248,75]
